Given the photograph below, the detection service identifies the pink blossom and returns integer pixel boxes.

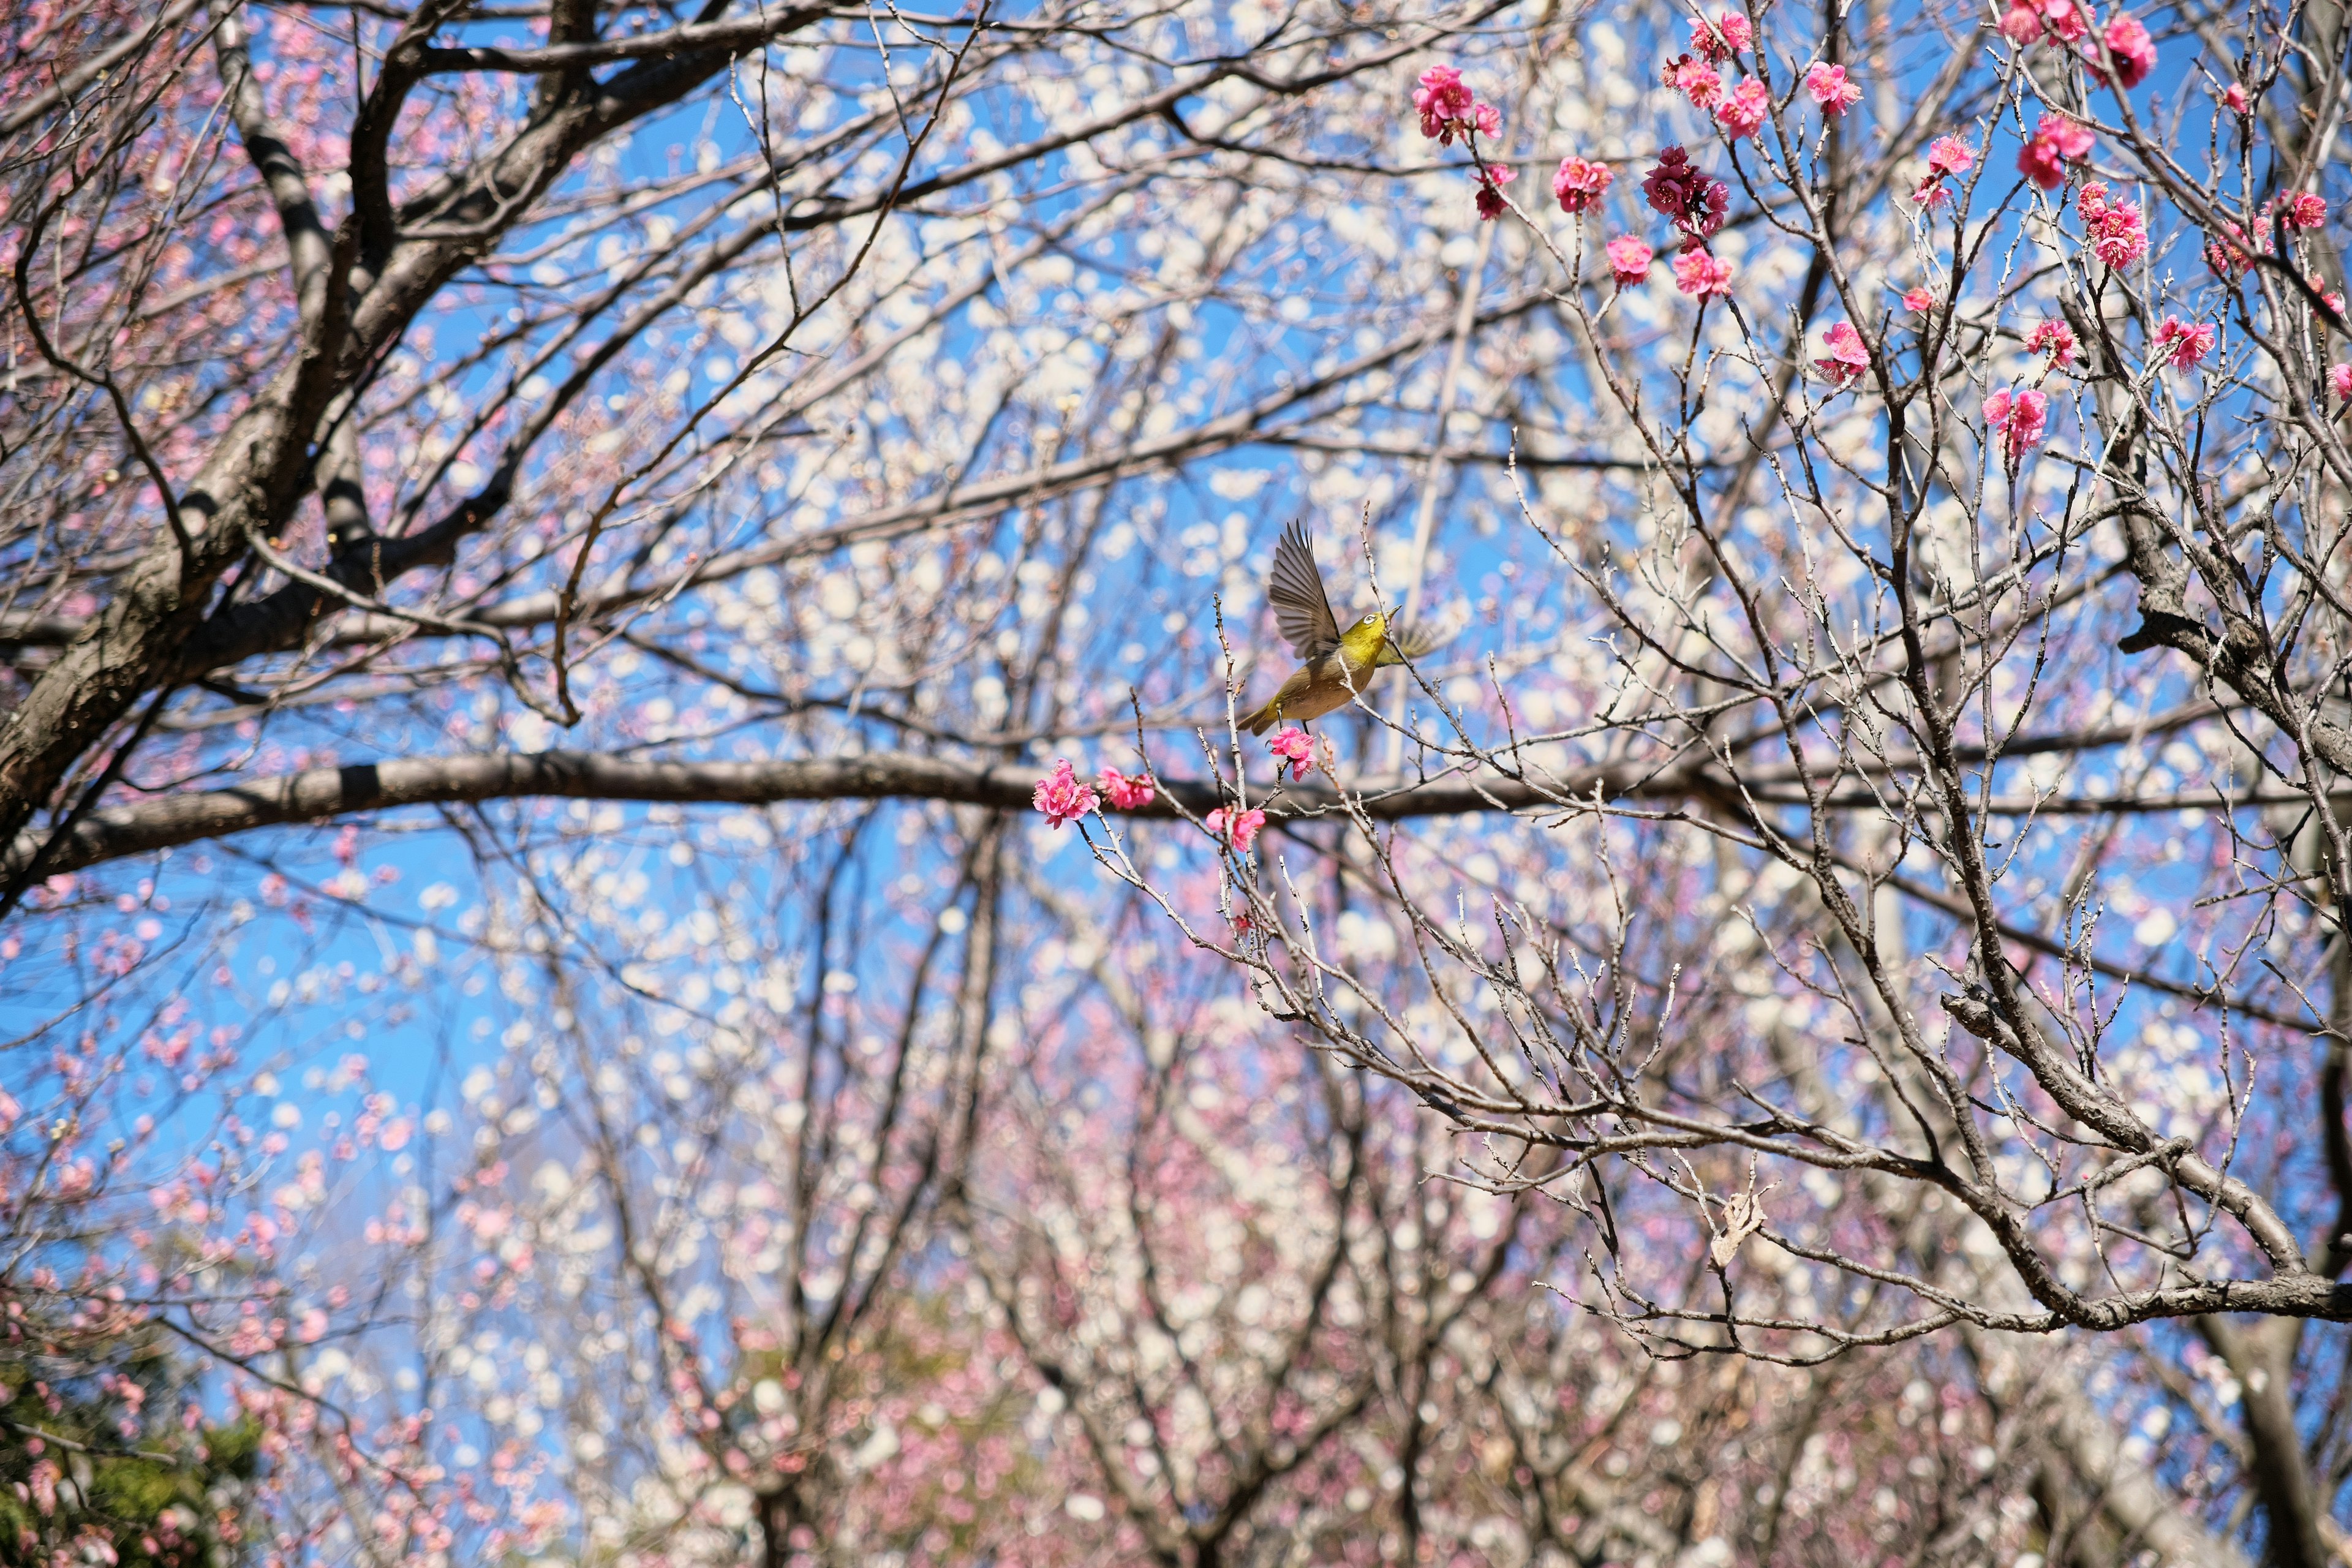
[2282,191,2328,230]
[2206,221,2253,277]
[1552,156,1613,214]
[2223,82,2251,115]
[1204,805,1267,851]
[1690,11,1753,62]
[1667,55,1725,110]
[1268,727,1316,780]
[2092,14,2156,88]
[1716,79,1771,139]
[1607,235,1655,285]
[2331,364,2352,401]
[1414,65,1477,141]
[1813,322,1871,387]
[2078,182,2147,270]
[1913,137,1977,207]
[1098,767,1156,810]
[1998,4,2041,42]
[1643,146,1730,239]
[2019,0,2090,41]
[2027,318,2078,364]
[1805,62,1862,115]
[1902,285,1936,311]
[1674,247,1735,297]
[2018,115,2094,189]
[1031,758,1098,828]
[1983,386,2049,461]
[1474,162,1516,220]
[2152,315,2217,368]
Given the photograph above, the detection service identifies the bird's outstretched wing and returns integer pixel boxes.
[1267,520,1341,661]
[1386,615,1458,662]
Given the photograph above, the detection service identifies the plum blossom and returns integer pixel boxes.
[2206,220,2254,277]
[1474,162,1515,220]
[2223,82,2251,114]
[1607,235,1654,285]
[2027,319,2078,364]
[1690,11,1753,61]
[1813,322,1871,388]
[1805,62,1862,115]
[2090,14,2157,88]
[2281,190,2329,230]
[1674,247,1735,297]
[1098,767,1155,810]
[1413,66,1498,144]
[1552,156,1612,214]
[2152,315,2217,369]
[1902,285,1935,311]
[1031,759,1097,828]
[2078,183,2147,269]
[2331,364,2352,401]
[1716,80,1771,139]
[1204,805,1267,851]
[1984,386,2049,461]
[1667,55,1725,110]
[1268,727,1316,780]
[1643,146,1729,239]
[2001,0,2089,43]
[1414,65,1471,139]
[2018,115,2094,189]
[1913,135,1977,206]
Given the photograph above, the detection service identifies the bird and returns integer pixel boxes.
[1238,520,1450,735]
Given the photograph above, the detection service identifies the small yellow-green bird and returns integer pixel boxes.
[1239,521,1450,735]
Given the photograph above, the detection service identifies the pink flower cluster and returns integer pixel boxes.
[1667,54,1725,111]
[2152,315,2216,369]
[2077,182,2147,270]
[1689,10,1754,62]
[1474,162,1517,221]
[1204,805,1267,851]
[2205,220,2253,278]
[1607,235,1654,285]
[1641,146,1734,296]
[1032,759,1098,829]
[1642,146,1729,242]
[2332,364,2352,402]
[1998,0,2157,86]
[1099,766,1156,810]
[1414,65,1499,145]
[1813,322,1870,388]
[1913,135,1976,208]
[2087,14,2158,87]
[2267,190,2329,232]
[1902,285,1936,312]
[1716,79,1770,140]
[2018,115,2094,189]
[1999,0,2089,43]
[1034,760,1160,824]
[1553,156,1612,214]
[2027,319,2077,364]
[1268,726,1316,780]
[1984,386,2049,462]
[1805,62,1862,115]
[1675,247,1734,298]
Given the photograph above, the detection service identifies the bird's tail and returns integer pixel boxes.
[1240,698,1279,735]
